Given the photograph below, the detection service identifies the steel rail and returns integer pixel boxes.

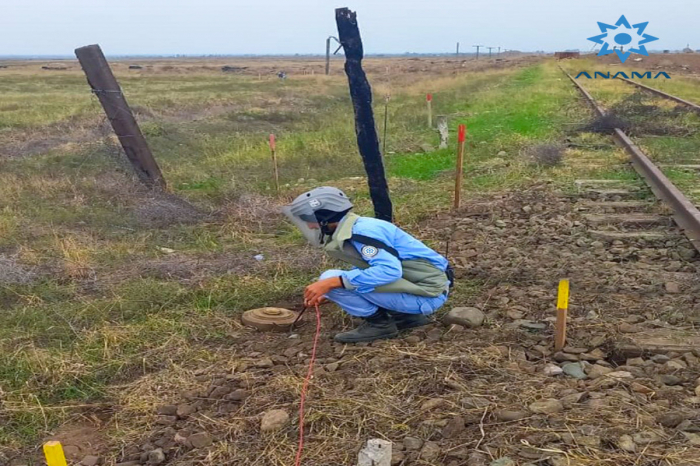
[617,76,700,112]
[560,67,700,251]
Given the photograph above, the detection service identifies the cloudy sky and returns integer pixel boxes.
[1,0,695,56]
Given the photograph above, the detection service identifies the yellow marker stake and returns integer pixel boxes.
[555,279,570,352]
[43,441,68,466]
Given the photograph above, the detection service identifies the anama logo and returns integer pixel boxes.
[587,15,659,63]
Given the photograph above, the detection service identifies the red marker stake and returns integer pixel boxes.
[454,124,467,209]
[269,134,280,192]
[426,93,433,128]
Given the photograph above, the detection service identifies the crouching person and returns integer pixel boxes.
[283,187,452,343]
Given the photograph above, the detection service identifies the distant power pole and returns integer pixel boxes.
[473,45,483,59]
[498,46,501,55]
[487,47,495,58]
[325,35,342,75]
[456,42,460,57]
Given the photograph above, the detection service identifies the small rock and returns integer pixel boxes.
[695,386,700,397]
[660,375,682,386]
[176,404,196,418]
[560,392,586,408]
[421,397,446,410]
[665,282,681,294]
[619,323,641,333]
[656,412,686,428]
[442,416,465,438]
[497,151,508,157]
[506,309,525,320]
[617,435,636,452]
[443,307,485,328]
[403,437,423,451]
[683,432,700,445]
[420,441,441,461]
[630,382,654,394]
[156,405,177,416]
[563,346,588,354]
[391,450,406,466]
[625,315,645,324]
[490,457,515,466]
[147,449,165,465]
[405,335,421,344]
[544,364,563,376]
[626,357,646,366]
[587,364,613,379]
[633,431,663,444]
[519,320,547,330]
[226,389,249,401]
[494,409,529,421]
[254,358,274,368]
[80,456,100,466]
[588,335,606,347]
[666,360,687,371]
[260,409,289,432]
[188,432,213,449]
[156,415,177,425]
[468,451,488,466]
[607,371,633,379]
[553,352,579,362]
[652,354,671,363]
[562,362,587,380]
[209,385,231,398]
[325,362,340,372]
[495,220,506,227]
[529,399,564,414]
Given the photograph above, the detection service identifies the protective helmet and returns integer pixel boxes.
[282,187,354,247]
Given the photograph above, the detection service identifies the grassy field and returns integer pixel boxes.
[0,55,655,461]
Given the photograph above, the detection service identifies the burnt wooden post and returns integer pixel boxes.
[336,8,393,222]
[75,44,166,189]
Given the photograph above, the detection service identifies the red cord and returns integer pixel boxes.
[294,304,321,466]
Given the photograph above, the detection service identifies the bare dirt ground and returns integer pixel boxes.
[586,52,700,77]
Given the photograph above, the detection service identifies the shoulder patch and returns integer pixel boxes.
[361,245,379,258]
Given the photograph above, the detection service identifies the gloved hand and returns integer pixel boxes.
[304,277,342,307]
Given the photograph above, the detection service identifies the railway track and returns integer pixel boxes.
[560,67,700,253]
[616,76,700,113]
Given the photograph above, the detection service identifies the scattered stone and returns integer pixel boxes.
[519,321,547,330]
[421,397,446,411]
[562,362,587,380]
[656,412,686,428]
[587,364,613,379]
[563,346,588,354]
[443,307,485,328]
[403,437,423,451]
[176,404,196,418]
[260,409,289,432]
[497,151,508,157]
[683,432,700,445]
[156,415,177,425]
[405,335,421,344]
[156,405,177,416]
[391,450,406,466]
[147,448,165,465]
[80,456,100,466]
[188,432,213,449]
[665,282,681,294]
[495,409,529,421]
[560,392,586,408]
[468,451,488,466]
[588,335,606,347]
[507,309,525,320]
[209,385,231,398]
[633,431,664,444]
[625,315,645,324]
[254,357,274,368]
[619,323,641,333]
[652,354,671,363]
[544,364,563,376]
[695,386,700,397]
[419,441,441,461]
[442,416,465,438]
[325,362,340,372]
[660,375,682,386]
[553,352,579,362]
[529,399,564,414]
[666,360,687,371]
[607,371,633,379]
[626,357,646,367]
[495,220,507,227]
[226,389,250,401]
[630,382,654,394]
[490,457,515,466]
[617,435,636,452]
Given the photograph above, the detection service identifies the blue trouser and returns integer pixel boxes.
[320,269,448,318]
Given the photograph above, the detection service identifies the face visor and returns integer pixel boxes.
[281,205,325,248]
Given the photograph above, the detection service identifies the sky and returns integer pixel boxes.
[0,0,697,56]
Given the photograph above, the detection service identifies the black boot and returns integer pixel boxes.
[386,309,430,330]
[334,309,399,343]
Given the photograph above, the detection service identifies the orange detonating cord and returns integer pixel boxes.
[294,303,322,466]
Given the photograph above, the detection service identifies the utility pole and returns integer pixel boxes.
[498,46,501,55]
[487,47,495,58]
[325,36,341,75]
[473,45,483,60]
[456,42,460,57]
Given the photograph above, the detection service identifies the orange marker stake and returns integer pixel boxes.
[555,279,570,352]
[426,93,433,128]
[269,133,280,192]
[43,441,68,466]
[454,124,467,209]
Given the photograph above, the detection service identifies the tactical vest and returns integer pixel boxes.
[323,213,449,297]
